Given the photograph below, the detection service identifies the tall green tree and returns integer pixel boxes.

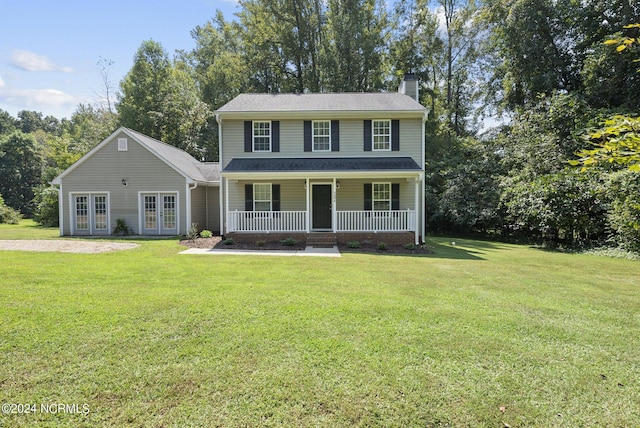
[118,40,211,159]
[322,0,389,92]
[0,131,43,215]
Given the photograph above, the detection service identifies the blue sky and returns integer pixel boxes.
[0,0,239,120]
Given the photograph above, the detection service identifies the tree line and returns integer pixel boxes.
[1,0,639,252]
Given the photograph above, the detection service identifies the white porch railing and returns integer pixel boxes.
[228,211,307,232]
[336,210,415,232]
[227,210,416,233]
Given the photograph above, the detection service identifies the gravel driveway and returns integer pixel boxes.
[0,240,139,254]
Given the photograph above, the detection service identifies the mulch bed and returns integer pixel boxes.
[180,236,433,255]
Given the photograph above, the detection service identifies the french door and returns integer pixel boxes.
[141,193,178,235]
[73,193,109,235]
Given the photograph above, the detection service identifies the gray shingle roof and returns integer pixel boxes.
[125,128,220,183]
[223,157,422,173]
[216,93,426,113]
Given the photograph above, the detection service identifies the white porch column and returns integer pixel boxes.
[224,178,229,235]
[305,178,310,233]
[414,175,420,244]
[332,177,337,233]
[421,172,425,243]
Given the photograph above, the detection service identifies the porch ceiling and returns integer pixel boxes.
[222,157,422,178]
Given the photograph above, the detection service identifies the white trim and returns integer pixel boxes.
[69,191,110,236]
[57,184,63,236]
[312,120,331,152]
[117,138,128,151]
[253,183,273,211]
[252,121,272,152]
[137,191,180,235]
[305,178,310,233]
[224,178,229,235]
[372,119,391,151]
[372,182,392,211]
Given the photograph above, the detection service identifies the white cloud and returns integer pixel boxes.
[0,87,77,108]
[10,50,73,73]
[0,76,5,89]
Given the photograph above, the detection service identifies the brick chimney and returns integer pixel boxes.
[398,73,419,102]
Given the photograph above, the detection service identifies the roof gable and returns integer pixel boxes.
[52,127,220,185]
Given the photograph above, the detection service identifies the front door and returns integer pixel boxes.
[141,193,178,235]
[312,184,332,230]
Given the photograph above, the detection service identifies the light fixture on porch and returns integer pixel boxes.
[304,181,307,189]
[336,181,341,189]
[121,179,128,186]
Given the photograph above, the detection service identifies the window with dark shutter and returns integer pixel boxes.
[272,184,280,211]
[364,120,372,151]
[272,121,280,152]
[364,183,372,210]
[304,121,312,152]
[391,120,400,151]
[331,120,340,152]
[391,183,400,210]
[244,121,252,152]
[245,184,253,211]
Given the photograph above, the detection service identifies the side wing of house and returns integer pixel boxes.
[55,130,192,236]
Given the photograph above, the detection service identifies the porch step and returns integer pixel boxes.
[306,233,337,248]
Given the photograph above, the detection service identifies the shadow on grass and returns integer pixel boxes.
[342,237,510,260]
[421,236,514,260]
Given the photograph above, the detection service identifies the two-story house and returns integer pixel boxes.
[53,75,426,245]
[216,75,427,245]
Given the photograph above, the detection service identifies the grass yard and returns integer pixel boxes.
[1,222,639,427]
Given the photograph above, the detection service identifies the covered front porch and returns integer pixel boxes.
[222,173,424,244]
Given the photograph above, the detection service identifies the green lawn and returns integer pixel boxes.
[1,222,639,427]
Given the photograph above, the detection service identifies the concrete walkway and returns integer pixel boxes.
[179,246,341,257]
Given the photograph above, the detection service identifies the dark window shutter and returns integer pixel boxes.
[331,120,340,152]
[364,120,372,151]
[245,184,253,211]
[272,184,280,211]
[391,120,400,151]
[392,183,400,210]
[271,121,280,152]
[304,121,312,152]
[244,121,252,152]
[364,183,372,210]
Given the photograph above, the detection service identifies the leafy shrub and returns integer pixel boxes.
[347,241,361,248]
[281,237,296,246]
[222,238,235,245]
[403,243,417,250]
[0,193,21,224]
[200,229,213,238]
[186,223,199,240]
[377,242,388,251]
[607,171,640,252]
[256,240,266,248]
[113,218,132,236]
[32,186,59,227]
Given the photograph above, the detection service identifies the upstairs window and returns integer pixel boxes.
[313,121,331,151]
[373,120,391,151]
[118,138,128,151]
[253,121,271,152]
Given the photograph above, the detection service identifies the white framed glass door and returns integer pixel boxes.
[140,192,178,235]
